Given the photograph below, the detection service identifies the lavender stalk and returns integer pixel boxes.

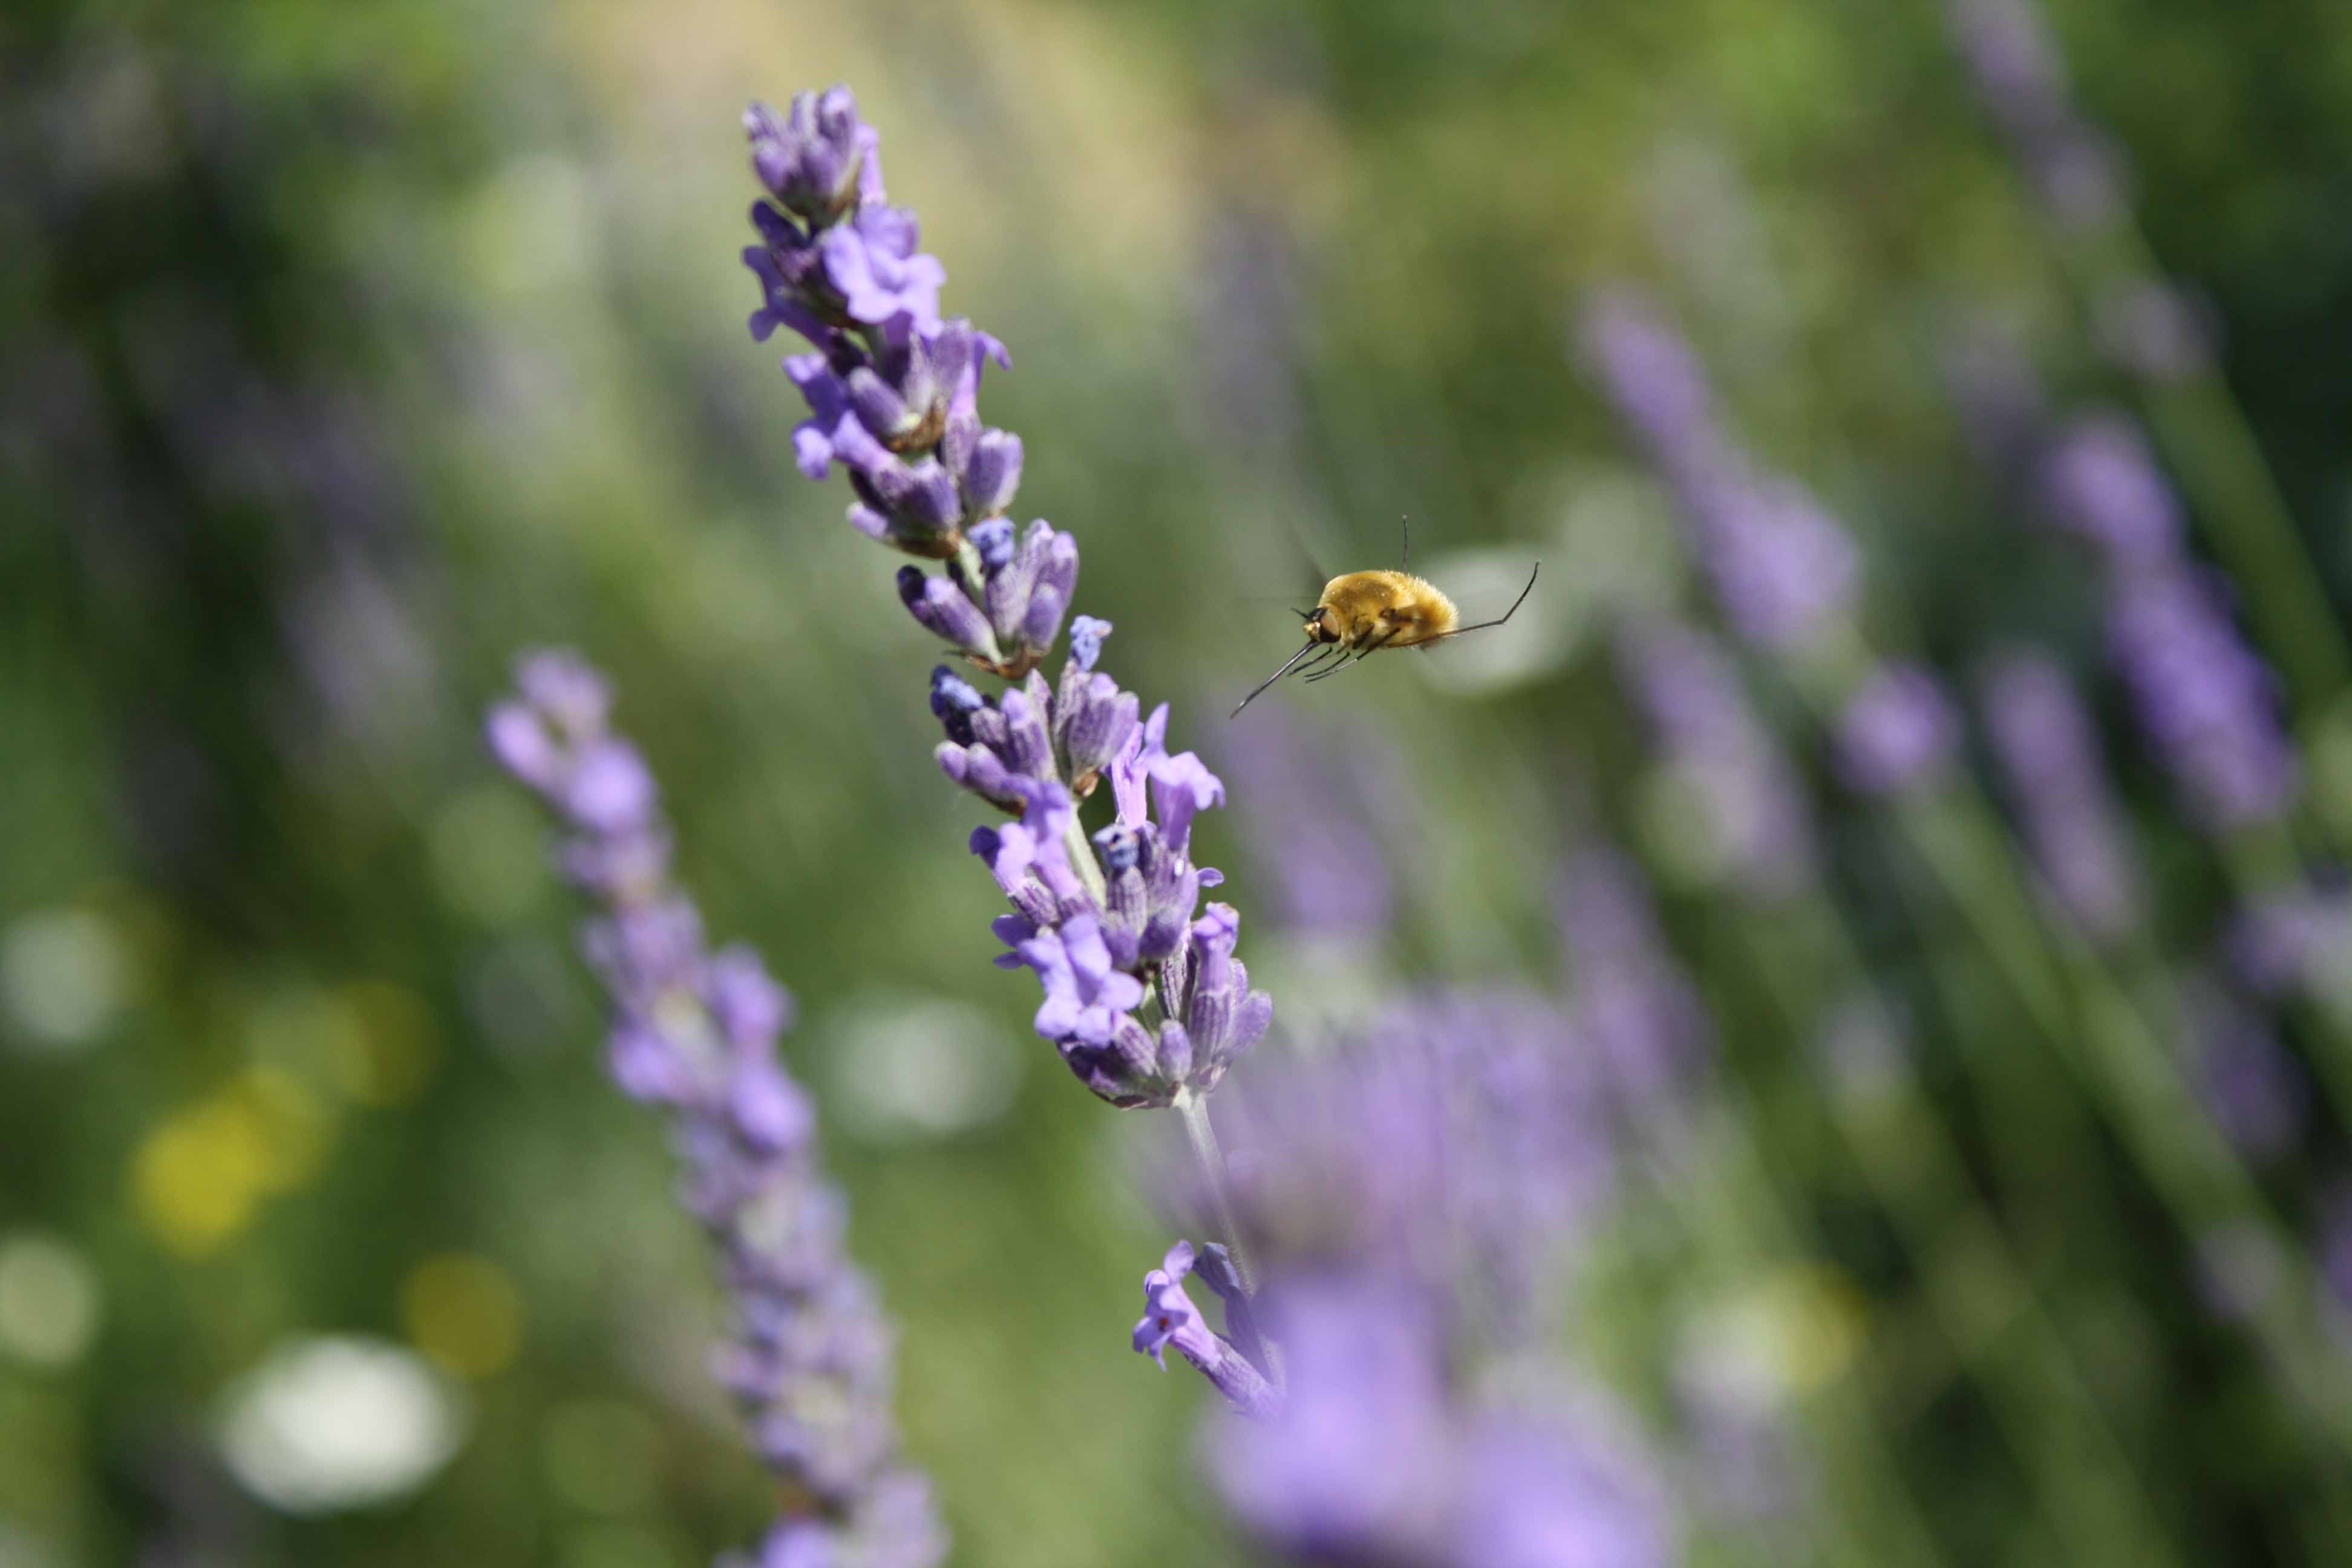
[734,89,1269,1274]
[487,650,944,1568]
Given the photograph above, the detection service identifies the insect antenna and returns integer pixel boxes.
[1422,561,1540,643]
[1231,640,1329,719]
[1399,513,1410,572]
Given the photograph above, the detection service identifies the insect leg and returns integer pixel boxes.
[1302,628,1401,682]
[1422,561,1540,642]
[1292,645,1347,680]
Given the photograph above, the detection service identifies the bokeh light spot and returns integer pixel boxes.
[428,785,551,925]
[823,994,1021,1142]
[560,1521,687,1568]
[216,1335,466,1513]
[399,1253,524,1379]
[1,908,127,1051]
[335,981,440,1106]
[128,1069,330,1256]
[0,1232,102,1368]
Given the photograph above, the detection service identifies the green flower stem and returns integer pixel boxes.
[1740,905,2183,1568]
[1663,1079,1949,1568]
[1060,809,1106,907]
[1893,788,2352,1506]
[1173,1085,1256,1299]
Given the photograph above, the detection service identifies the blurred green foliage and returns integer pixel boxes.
[7,0,2352,1564]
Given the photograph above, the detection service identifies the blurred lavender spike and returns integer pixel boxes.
[2013,405,2302,832]
[1939,310,2052,483]
[487,649,946,1568]
[2037,413,2184,563]
[1146,994,1665,1566]
[1945,0,2127,231]
[1612,616,1820,901]
[2228,881,2352,1010]
[1976,647,2143,942]
[1555,846,1712,1125]
[2105,561,2301,831]
[1578,292,1858,653]
[2179,973,2307,1163]
[1219,711,1399,942]
[738,85,1266,1114]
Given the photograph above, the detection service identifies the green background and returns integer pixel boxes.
[8,0,2352,1563]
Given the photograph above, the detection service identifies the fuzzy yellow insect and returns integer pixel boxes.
[1230,522,1540,718]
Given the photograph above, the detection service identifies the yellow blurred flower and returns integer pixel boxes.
[335,981,440,1106]
[399,1253,524,1379]
[128,1068,329,1256]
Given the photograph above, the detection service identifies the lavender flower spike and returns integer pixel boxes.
[488,649,944,1568]
[2107,563,2301,830]
[1578,292,1858,653]
[1612,617,1819,902]
[739,87,1264,1114]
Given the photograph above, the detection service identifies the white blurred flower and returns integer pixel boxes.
[0,1231,101,1368]
[2,909,126,1051]
[216,1336,466,1513]
[824,993,1021,1142]
[0,1521,66,1568]
[1410,547,1571,697]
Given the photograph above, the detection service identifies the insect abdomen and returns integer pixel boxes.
[1321,571,1458,649]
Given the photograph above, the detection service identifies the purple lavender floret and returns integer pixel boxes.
[819,206,947,335]
[1613,618,1818,901]
[952,682,1258,1107]
[2107,563,2301,829]
[2228,883,2352,1003]
[936,681,1259,1107]
[1579,294,1858,653]
[745,89,874,226]
[1832,663,1961,797]
[952,516,1077,658]
[1129,1240,1277,1417]
[487,649,945,1568]
[742,94,1003,564]
[2037,413,2185,563]
[1694,478,1863,655]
